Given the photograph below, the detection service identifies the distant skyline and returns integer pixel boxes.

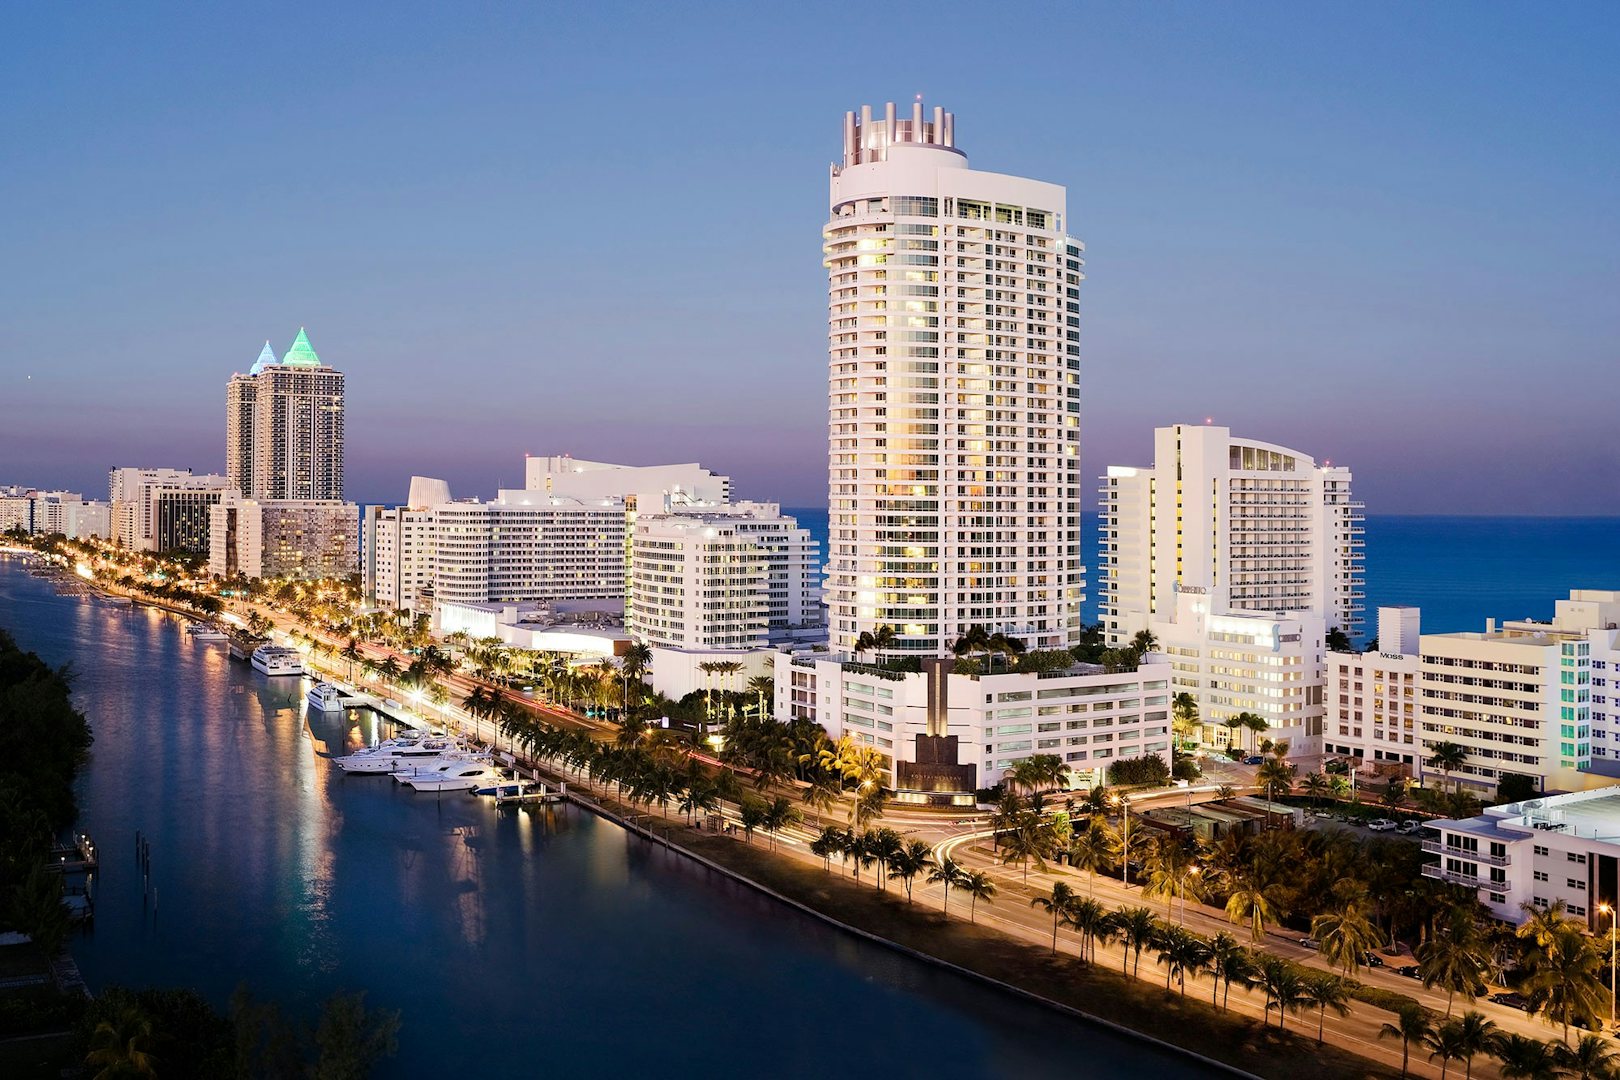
[3,3,1616,513]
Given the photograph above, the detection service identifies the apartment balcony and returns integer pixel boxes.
[1422,839,1510,866]
[1421,864,1488,890]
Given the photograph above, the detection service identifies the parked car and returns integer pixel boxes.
[1489,992,1531,1011]
[1242,756,1265,766]
[1298,937,1321,950]
[1397,821,1425,835]
[1367,819,1398,831]
[1396,964,1422,979]
[1362,952,1385,968]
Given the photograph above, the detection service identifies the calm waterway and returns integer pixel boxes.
[0,561,1212,1079]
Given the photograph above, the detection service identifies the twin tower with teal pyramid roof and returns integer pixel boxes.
[249,327,324,375]
[227,328,345,502]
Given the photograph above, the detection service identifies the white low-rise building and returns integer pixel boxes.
[209,496,358,580]
[0,488,111,540]
[1147,591,1325,749]
[629,502,822,653]
[778,653,1175,803]
[436,600,629,657]
[1326,595,1620,798]
[1325,606,1423,772]
[1428,788,1620,926]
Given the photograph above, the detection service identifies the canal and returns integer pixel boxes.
[1,562,1215,1078]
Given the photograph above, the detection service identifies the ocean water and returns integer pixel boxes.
[783,509,1620,635]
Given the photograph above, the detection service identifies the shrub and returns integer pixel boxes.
[1108,755,1171,787]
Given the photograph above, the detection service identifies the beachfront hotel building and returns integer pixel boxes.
[1096,425,1364,748]
[629,502,823,701]
[108,468,230,552]
[775,101,1173,801]
[1321,593,1620,797]
[207,494,358,581]
[822,100,1084,659]
[226,331,346,502]
[1324,606,1424,773]
[361,460,743,621]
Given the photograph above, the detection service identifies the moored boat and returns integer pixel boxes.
[251,644,303,676]
[306,682,350,712]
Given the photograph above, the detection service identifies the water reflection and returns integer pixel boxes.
[0,564,1215,1079]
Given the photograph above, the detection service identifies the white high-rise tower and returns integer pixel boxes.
[824,101,1084,658]
[226,329,346,501]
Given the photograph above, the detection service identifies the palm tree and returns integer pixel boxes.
[1418,909,1491,1015]
[1427,741,1469,795]
[928,858,966,918]
[738,798,766,844]
[1171,691,1199,747]
[1206,932,1254,1011]
[84,1005,159,1078]
[1379,1005,1433,1077]
[1130,628,1158,654]
[1491,1034,1564,1080]
[1224,868,1285,943]
[1256,756,1296,804]
[1424,1018,1468,1080]
[801,770,841,825]
[1030,882,1078,955]
[999,813,1055,883]
[1113,906,1159,977]
[1067,819,1119,898]
[1311,893,1385,977]
[962,869,996,923]
[340,637,362,682]
[1300,771,1332,807]
[1155,926,1211,995]
[1555,1032,1618,1080]
[888,840,936,903]
[1450,1011,1498,1080]
[1143,834,1204,923]
[1064,897,1110,965]
[746,675,775,718]
[1518,921,1607,1043]
[1301,971,1352,1044]
[1258,955,1307,1030]
[759,796,800,852]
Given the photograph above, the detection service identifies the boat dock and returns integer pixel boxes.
[45,833,98,874]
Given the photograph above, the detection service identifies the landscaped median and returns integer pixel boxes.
[565,781,1403,1080]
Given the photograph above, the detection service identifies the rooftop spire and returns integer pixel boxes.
[282,327,321,368]
[249,340,277,375]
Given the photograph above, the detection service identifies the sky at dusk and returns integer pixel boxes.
[3,2,1616,513]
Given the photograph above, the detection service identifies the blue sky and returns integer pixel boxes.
[2,2,1616,512]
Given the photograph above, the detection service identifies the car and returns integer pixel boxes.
[1367,819,1398,831]
[1362,952,1385,968]
[1298,937,1321,950]
[1490,992,1531,1011]
[1396,964,1422,979]
[1396,821,1425,835]
[1242,756,1265,765]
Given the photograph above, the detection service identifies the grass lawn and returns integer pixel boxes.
[677,828,1399,1080]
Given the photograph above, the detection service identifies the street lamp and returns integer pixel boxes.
[1113,795,1132,889]
[1181,865,1200,926]
[1602,902,1617,1030]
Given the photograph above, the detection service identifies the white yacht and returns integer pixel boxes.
[403,761,506,793]
[306,682,350,712]
[390,751,491,785]
[187,622,228,641]
[251,644,304,676]
[334,736,454,774]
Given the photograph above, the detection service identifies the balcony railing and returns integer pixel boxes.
[1422,839,1510,866]
[1421,864,1499,891]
